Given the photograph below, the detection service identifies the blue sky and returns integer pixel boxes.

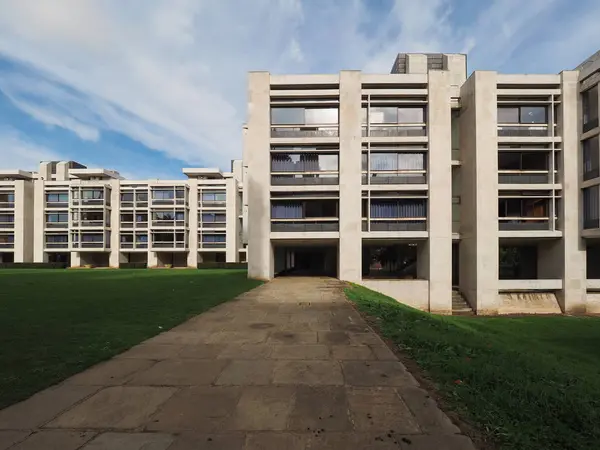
[0,0,599,179]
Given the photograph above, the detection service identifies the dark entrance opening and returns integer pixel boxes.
[275,245,337,277]
[48,252,70,265]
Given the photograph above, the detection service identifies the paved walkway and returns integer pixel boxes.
[0,278,476,450]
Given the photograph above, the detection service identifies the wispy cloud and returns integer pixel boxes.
[0,127,61,171]
[0,0,598,172]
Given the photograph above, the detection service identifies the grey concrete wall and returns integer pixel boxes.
[458,72,499,314]
[338,71,362,282]
[187,179,199,267]
[226,178,240,263]
[246,72,273,280]
[558,70,587,312]
[427,70,453,314]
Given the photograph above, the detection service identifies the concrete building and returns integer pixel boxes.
[244,51,600,315]
[1,160,245,268]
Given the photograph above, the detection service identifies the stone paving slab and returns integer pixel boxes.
[0,277,476,449]
[9,430,96,450]
[81,432,175,450]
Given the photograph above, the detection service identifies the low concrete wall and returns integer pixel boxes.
[587,293,600,314]
[497,292,562,315]
[359,279,429,311]
[498,279,563,291]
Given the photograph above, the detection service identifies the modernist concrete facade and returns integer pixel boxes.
[244,51,600,315]
[0,161,245,268]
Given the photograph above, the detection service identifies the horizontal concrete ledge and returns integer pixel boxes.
[363,231,428,240]
[498,279,562,291]
[270,231,339,240]
[498,230,563,239]
[587,279,600,290]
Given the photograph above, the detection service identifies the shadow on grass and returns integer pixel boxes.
[345,284,600,450]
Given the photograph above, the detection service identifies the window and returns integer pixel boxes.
[120,192,134,202]
[498,198,548,217]
[136,192,148,202]
[136,234,148,242]
[583,85,599,132]
[201,213,226,222]
[202,234,226,243]
[175,188,185,199]
[520,106,546,124]
[370,200,426,218]
[121,213,134,222]
[0,214,14,223]
[271,154,338,172]
[136,213,148,222]
[82,190,103,200]
[499,246,538,279]
[153,211,175,220]
[0,234,14,243]
[584,185,600,229]
[498,106,547,124]
[271,200,338,219]
[583,136,600,181]
[498,152,548,171]
[81,234,104,242]
[369,153,425,171]
[46,235,68,243]
[120,234,134,243]
[202,192,226,202]
[370,107,425,124]
[271,107,338,125]
[362,244,418,279]
[46,213,68,223]
[46,193,68,203]
[152,190,175,200]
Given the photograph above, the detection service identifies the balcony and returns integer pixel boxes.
[271,175,338,186]
[367,174,426,185]
[72,241,106,249]
[46,201,68,209]
[369,220,427,232]
[0,202,14,209]
[497,125,549,137]
[271,126,338,138]
[0,242,14,249]
[73,220,107,228]
[152,242,186,249]
[363,125,426,138]
[201,242,226,248]
[201,222,227,229]
[499,219,551,231]
[45,242,69,249]
[45,222,68,229]
[151,220,186,228]
[271,220,339,232]
[498,172,550,184]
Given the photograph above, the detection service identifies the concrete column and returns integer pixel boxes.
[406,54,427,74]
[71,251,81,267]
[458,72,499,314]
[443,54,468,87]
[148,251,158,268]
[12,181,34,262]
[38,162,52,181]
[109,180,121,268]
[427,70,453,314]
[557,70,587,312]
[55,162,69,181]
[187,179,199,267]
[246,72,272,280]
[226,178,240,263]
[338,71,362,282]
[33,180,46,262]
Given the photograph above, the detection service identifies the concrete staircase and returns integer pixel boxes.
[452,290,474,315]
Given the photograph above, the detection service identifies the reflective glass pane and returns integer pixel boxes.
[305,108,338,124]
[397,108,424,123]
[497,107,519,124]
[370,107,397,124]
[271,108,304,125]
[520,106,546,124]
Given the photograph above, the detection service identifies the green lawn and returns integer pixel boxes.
[0,269,261,409]
[346,285,600,450]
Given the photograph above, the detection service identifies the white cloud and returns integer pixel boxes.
[0,127,61,171]
[0,0,598,171]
